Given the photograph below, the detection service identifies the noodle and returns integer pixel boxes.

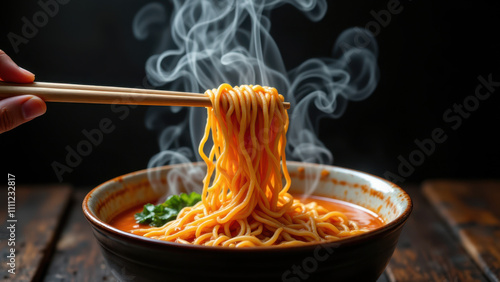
[132,84,367,246]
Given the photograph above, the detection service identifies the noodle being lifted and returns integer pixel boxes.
[132,84,367,246]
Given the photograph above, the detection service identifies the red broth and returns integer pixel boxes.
[109,195,384,233]
[300,195,384,230]
[109,204,147,232]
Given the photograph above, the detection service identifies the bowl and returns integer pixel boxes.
[83,162,412,282]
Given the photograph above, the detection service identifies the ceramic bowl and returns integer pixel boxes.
[83,162,412,282]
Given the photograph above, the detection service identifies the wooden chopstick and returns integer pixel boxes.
[0,82,291,109]
[25,82,204,97]
[0,82,211,108]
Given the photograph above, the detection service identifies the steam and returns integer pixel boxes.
[133,0,379,195]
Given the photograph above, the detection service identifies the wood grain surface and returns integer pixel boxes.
[385,185,488,281]
[0,185,71,281]
[43,190,116,281]
[423,180,500,282]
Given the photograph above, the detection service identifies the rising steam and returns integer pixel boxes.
[133,0,379,195]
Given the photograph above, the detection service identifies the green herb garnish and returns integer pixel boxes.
[135,192,202,227]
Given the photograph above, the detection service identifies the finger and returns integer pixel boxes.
[0,95,46,134]
[0,49,35,83]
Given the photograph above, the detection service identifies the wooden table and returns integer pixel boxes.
[1,181,499,281]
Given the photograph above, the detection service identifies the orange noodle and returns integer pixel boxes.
[132,84,367,246]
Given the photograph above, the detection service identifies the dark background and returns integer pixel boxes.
[0,0,498,187]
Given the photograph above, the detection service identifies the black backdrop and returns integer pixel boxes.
[1,0,499,186]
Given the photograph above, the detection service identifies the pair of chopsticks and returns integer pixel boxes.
[0,82,291,109]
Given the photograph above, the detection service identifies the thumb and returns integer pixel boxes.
[0,95,46,133]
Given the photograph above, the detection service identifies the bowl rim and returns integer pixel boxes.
[82,161,413,252]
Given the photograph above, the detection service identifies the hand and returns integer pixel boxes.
[0,49,46,133]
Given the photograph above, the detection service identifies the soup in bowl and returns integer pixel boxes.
[83,162,411,281]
